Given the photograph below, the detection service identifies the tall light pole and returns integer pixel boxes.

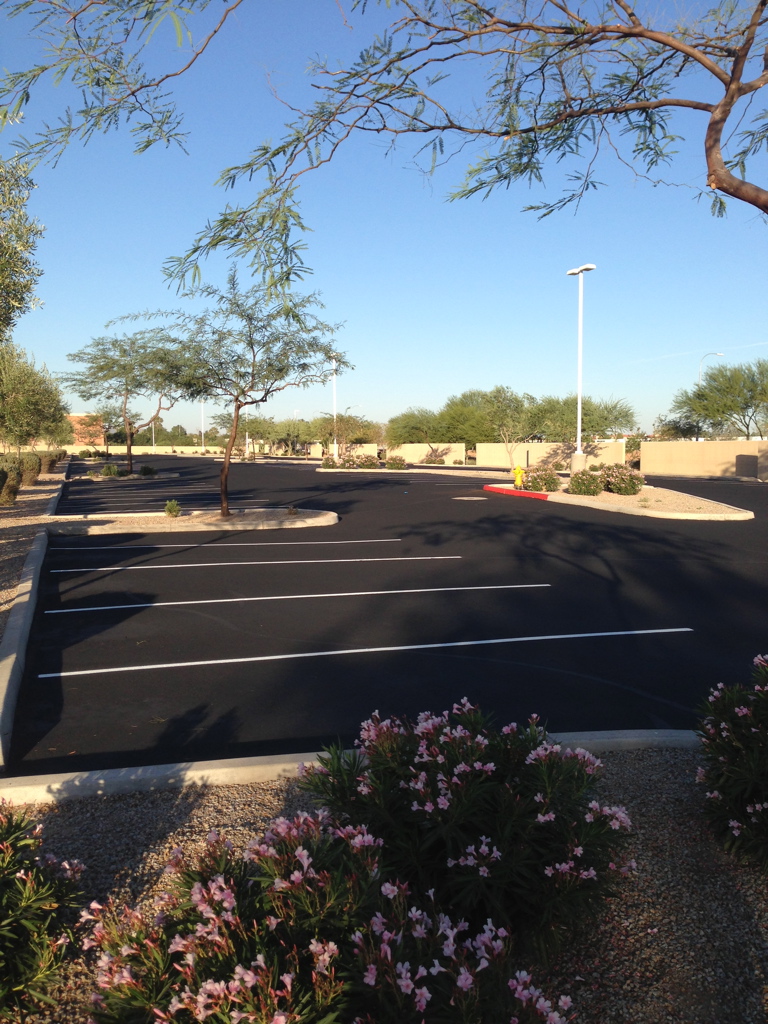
[200,400,206,452]
[566,263,596,470]
[699,352,723,384]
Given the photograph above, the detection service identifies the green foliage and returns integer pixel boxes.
[138,464,156,476]
[0,469,7,495]
[600,463,645,496]
[0,802,83,1020]
[0,157,44,344]
[61,330,188,472]
[101,463,118,477]
[18,451,41,485]
[385,455,407,470]
[0,344,68,450]
[385,407,439,447]
[78,450,93,459]
[300,701,633,960]
[672,359,768,440]
[356,453,381,469]
[38,452,57,473]
[0,464,21,505]
[523,466,561,492]
[422,455,445,465]
[696,657,768,870]
[321,455,336,469]
[164,499,181,517]
[568,470,604,496]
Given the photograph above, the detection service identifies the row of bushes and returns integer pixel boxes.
[0,450,67,506]
[570,463,645,496]
[87,464,157,479]
[5,665,768,1022]
[321,455,468,470]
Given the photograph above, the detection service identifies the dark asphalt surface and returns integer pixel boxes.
[9,458,768,776]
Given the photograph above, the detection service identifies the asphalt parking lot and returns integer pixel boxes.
[9,458,768,775]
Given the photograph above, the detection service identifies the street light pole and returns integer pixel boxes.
[699,352,724,384]
[566,263,596,470]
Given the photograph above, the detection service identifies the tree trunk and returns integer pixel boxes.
[220,402,242,517]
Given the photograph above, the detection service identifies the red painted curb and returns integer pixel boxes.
[483,485,549,500]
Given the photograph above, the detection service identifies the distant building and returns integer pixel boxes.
[67,414,101,445]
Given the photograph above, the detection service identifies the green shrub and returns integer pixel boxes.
[588,463,605,472]
[357,453,381,469]
[78,449,93,459]
[568,469,604,496]
[422,455,445,465]
[385,455,408,470]
[138,464,156,476]
[453,459,464,465]
[0,469,7,496]
[523,466,561,492]
[0,803,83,1020]
[116,468,130,477]
[164,500,181,517]
[551,461,566,471]
[87,470,101,479]
[696,656,768,869]
[19,453,42,485]
[0,466,22,506]
[600,463,645,496]
[101,463,118,477]
[39,452,57,473]
[300,700,633,959]
[321,455,337,469]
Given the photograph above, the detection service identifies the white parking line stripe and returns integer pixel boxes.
[37,628,693,678]
[50,556,462,573]
[49,539,403,551]
[45,583,548,614]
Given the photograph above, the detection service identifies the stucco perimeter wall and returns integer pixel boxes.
[476,440,626,470]
[640,440,768,480]
[386,443,466,464]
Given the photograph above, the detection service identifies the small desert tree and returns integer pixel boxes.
[61,329,187,472]
[143,268,347,516]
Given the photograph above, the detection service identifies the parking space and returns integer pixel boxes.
[9,463,768,775]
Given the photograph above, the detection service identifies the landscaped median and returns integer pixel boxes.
[483,483,755,520]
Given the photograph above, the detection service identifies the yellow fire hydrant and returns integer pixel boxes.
[514,465,524,489]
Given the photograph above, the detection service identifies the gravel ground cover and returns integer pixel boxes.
[2,465,766,1022]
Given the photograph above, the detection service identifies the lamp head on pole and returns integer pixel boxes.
[566,264,597,276]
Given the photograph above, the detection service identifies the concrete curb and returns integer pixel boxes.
[0,530,48,771]
[0,730,700,805]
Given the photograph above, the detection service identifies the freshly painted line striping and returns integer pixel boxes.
[50,555,462,573]
[49,539,403,551]
[37,628,693,678]
[45,583,548,614]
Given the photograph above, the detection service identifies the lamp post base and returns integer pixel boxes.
[570,452,587,475]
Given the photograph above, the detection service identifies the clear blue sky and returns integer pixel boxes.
[3,0,767,434]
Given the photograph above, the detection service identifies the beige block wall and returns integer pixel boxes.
[640,440,768,480]
[476,440,626,470]
[385,443,466,464]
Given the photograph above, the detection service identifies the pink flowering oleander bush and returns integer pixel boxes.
[522,467,561,492]
[0,801,84,1020]
[567,469,604,496]
[299,700,634,959]
[696,655,768,869]
[338,454,358,469]
[81,814,572,1024]
[356,454,381,469]
[599,463,645,496]
[321,456,337,468]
